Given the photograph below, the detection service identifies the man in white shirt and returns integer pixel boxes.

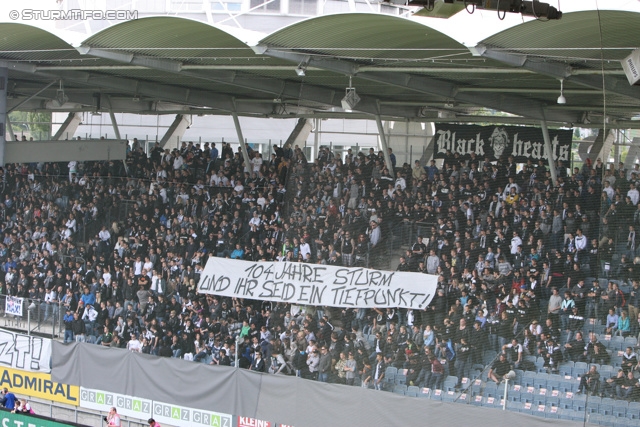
[172,154,184,170]
[299,238,311,260]
[67,160,77,182]
[603,180,614,200]
[127,333,142,352]
[43,288,58,323]
[575,228,588,260]
[98,226,111,243]
[510,231,522,255]
[82,304,98,336]
[394,172,406,191]
[251,152,263,173]
[627,183,639,206]
[369,221,381,247]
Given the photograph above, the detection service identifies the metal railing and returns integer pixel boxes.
[0,295,65,340]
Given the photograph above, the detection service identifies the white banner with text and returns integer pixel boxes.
[0,328,52,373]
[4,296,23,317]
[197,258,438,309]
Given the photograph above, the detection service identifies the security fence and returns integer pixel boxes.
[0,295,65,340]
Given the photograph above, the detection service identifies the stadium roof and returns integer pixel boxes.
[2,9,640,128]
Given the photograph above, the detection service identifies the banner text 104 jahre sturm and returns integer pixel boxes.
[197,258,438,310]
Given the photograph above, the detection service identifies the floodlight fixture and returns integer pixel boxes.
[341,76,360,112]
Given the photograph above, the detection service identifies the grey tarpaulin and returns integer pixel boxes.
[52,342,589,426]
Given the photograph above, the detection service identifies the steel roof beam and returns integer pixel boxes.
[257,46,579,123]
[4,60,422,118]
[76,45,428,118]
[3,60,272,115]
[77,46,183,73]
[477,44,640,101]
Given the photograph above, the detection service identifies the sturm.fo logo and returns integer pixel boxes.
[10,9,138,20]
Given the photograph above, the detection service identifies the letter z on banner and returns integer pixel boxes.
[197,258,438,310]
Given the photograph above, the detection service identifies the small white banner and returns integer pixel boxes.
[4,296,23,317]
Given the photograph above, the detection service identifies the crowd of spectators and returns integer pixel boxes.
[1,137,640,401]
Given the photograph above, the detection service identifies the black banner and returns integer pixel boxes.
[433,124,573,163]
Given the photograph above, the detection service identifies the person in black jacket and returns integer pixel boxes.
[71,312,86,342]
[250,351,265,372]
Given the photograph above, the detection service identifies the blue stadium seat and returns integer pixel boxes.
[470,380,482,396]
[533,375,547,391]
[586,396,601,414]
[599,398,614,416]
[506,401,521,413]
[514,369,524,384]
[559,410,573,420]
[613,400,628,418]
[599,365,614,378]
[558,381,574,393]
[429,389,443,401]
[573,395,587,412]
[559,398,573,410]
[520,392,534,404]
[588,414,602,426]
[574,361,588,370]
[545,396,559,408]
[627,402,640,420]
[443,379,457,392]
[385,366,398,377]
[523,371,536,387]
[546,379,560,391]
[507,389,520,402]
[558,362,573,377]
[483,382,498,398]
[611,336,625,351]
[383,373,395,388]
[441,390,456,402]
[418,388,431,399]
[480,395,497,408]
[572,367,586,378]
[395,374,407,385]
[483,350,497,365]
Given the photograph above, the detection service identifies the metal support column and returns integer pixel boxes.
[109,111,121,140]
[6,114,14,141]
[375,114,393,173]
[231,103,252,172]
[0,68,7,166]
[313,118,320,160]
[159,114,190,149]
[614,129,621,165]
[52,112,82,140]
[540,120,558,186]
[107,96,121,140]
